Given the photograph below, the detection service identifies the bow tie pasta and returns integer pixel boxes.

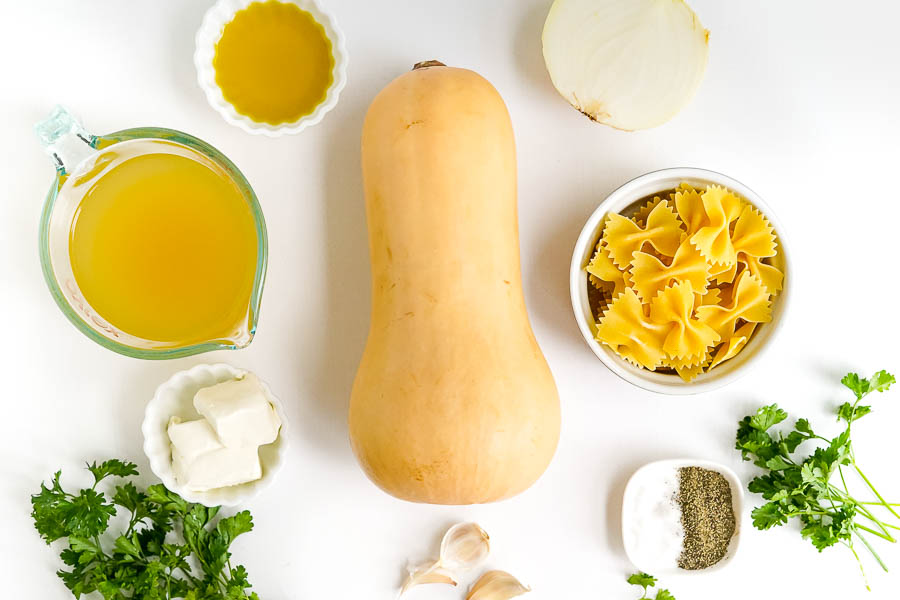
[588,183,784,381]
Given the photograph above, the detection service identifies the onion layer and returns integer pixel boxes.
[542,0,710,131]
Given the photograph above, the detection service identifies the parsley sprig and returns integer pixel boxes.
[735,370,897,588]
[31,459,259,599]
[626,572,675,600]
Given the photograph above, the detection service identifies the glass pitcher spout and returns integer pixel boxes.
[35,106,98,175]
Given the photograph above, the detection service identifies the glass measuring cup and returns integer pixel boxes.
[35,106,268,359]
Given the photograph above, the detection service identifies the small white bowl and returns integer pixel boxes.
[622,458,743,575]
[194,0,348,137]
[141,363,288,507]
[569,167,791,395]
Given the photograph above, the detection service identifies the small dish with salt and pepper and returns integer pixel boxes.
[622,458,743,575]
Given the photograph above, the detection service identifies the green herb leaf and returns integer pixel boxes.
[146,483,189,516]
[750,404,788,431]
[31,459,259,600]
[752,501,789,529]
[765,456,793,471]
[738,369,900,586]
[781,430,807,454]
[828,431,852,466]
[86,459,138,485]
[800,462,827,493]
[66,488,116,539]
[869,370,895,393]
[69,536,102,555]
[794,418,815,435]
[112,481,147,513]
[837,402,872,423]
[841,372,869,399]
[735,424,779,467]
[747,474,785,500]
[626,571,656,589]
[31,472,71,543]
[204,511,254,576]
[114,535,142,559]
[627,572,676,600]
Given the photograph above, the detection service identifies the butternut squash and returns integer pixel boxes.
[349,62,560,504]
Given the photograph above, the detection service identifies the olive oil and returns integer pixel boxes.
[214,1,334,125]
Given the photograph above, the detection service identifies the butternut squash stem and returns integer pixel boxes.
[413,60,446,70]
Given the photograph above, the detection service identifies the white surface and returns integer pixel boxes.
[142,363,287,506]
[569,167,791,395]
[194,0,348,136]
[1,1,899,598]
[622,459,743,575]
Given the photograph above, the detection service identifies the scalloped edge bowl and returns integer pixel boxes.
[194,0,348,137]
[142,363,289,507]
[569,167,791,395]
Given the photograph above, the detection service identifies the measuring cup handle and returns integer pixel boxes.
[34,105,98,175]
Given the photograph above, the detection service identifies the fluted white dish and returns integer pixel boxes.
[142,363,288,507]
[194,0,348,136]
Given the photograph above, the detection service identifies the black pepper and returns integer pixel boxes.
[676,466,736,570]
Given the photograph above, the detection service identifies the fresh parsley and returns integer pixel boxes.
[735,370,898,588]
[31,459,259,599]
[627,572,675,600]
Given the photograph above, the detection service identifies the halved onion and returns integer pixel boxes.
[542,0,710,131]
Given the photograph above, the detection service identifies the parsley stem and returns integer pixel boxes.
[854,528,889,572]
[92,535,106,563]
[124,509,141,538]
[854,502,900,533]
[859,502,900,507]
[855,523,894,543]
[844,539,871,591]
[838,465,850,495]
[854,465,900,521]
[178,567,200,586]
[854,509,897,541]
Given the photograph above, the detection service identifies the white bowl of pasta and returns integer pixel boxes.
[569,167,790,395]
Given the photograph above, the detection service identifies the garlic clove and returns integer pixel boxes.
[399,560,458,596]
[438,522,491,572]
[467,570,531,600]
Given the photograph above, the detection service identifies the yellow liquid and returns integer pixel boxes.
[68,141,259,345]
[214,0,334,125]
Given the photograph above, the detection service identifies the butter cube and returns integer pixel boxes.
[168,417,262,492]
[172,445,262,492]
[192,373,281,448]
[167,417,222,458]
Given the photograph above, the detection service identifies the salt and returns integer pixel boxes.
[623,466,684,569]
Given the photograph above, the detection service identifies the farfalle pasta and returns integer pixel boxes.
[587,244,628,296]
[695,270,772,340]
[588,182,784,381]
[690,186,743,266]
[602,201,683,267]
[631,238,709,301]
[594,288,668,370]
[649,281,720,360]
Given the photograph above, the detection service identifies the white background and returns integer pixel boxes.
[2,1,899,598]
